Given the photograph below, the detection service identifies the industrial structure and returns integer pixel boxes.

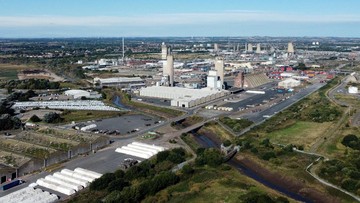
[115,142,165,159]
[247,43,253,52]
[207,70,222,90]
[94,77,144,88]
[64,89,101,99]
[162,55,174,86]
[234,72,245,88]
[256,43,261,54]
[161,42,170,60]
[278,78,301,89]
[287,42,295,55]
[139,86,229,108]
[214,57,225,87]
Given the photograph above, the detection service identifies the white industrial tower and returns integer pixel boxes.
[256,43,261,54]
[161,42,169,60]
[214,57,224,87]
[166,55,174,87]
[247,43,253,52]
[287,42,295,55]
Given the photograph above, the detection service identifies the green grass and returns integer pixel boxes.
[181,133,201,152]
[267,121,331,149]
[61,110,125,123]
[0,69,18,80]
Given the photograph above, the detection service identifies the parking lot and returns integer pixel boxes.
[92,114,161,135]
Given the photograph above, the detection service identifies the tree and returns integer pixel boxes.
[29,115,42,122]
[341,134,360,150]
[107,178,129,192]
[223,139,232,147]
[90,173,115,191]
[43,112,63,123]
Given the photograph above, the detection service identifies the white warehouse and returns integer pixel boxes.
[139,86,229,108]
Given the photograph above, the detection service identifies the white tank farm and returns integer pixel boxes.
[61,169,96,182]
[0,187,58,203]
[53,172,89,187]
[36,178,76,196]
[45,175,83,191]
[74,168,102,179]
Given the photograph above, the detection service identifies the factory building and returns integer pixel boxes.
[64,89,101,99]
[278,78,301,89]
[207,70,222,90]
[234,72,245,88]
[94,77,144,88]
[139,86,229,108]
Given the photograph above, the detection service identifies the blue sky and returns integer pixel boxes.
[0,0,360,38]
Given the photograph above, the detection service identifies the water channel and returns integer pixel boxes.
[193,133,312,203]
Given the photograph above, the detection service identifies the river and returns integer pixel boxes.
[193,134,312,203]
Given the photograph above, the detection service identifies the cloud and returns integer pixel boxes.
[0,11,359,27]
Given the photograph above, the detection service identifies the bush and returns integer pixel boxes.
[29,115,42,122]
[43,112,63,123]
[107,178,129,192]
[90,173,115,191]
[341,134,360,150]
[261,151,277,161]
[195,148,223,167]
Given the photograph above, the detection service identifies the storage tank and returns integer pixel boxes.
[53,172,89,187]
[132,142,165,151]
[36,178,76,196]
[61,169,95,182]
[74,168,102,179]
[45,175,83,191]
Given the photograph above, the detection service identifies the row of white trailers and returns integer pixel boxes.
[12,100,120,111]
[205,105,234,111]
[0,168,102,203]
[115,142,165,159]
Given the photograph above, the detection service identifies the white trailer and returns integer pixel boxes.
[74,168,102,179]
[61,169,95,182]
[128,143,163,153]
[36,178,76,196]
[121,146,155,157]
[45,175,83,191]
[246,90,265,94]
[127,144,160,154]
[132,142,165,151]
[53,172,89,187]
[115,148,151,159]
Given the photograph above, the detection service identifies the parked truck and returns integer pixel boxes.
[1,179,24,191]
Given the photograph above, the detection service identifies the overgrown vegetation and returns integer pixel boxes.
[219,117,254,132]
[68,148,188,203]
[0,78,60,89]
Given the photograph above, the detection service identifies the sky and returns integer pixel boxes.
[0,0,360,38]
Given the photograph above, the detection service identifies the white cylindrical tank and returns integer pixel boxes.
[127,144,160,154]
[121,146,155,157]
[74,168,102,179]
[131,142,165,151]
[36,178,75,196]
[115,148,151,159]
[53,172,89,187]
[45,175,83,191]
[61,169,95,182]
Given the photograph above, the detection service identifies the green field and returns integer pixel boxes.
[267,121,332,149]
[0,69,18,80]
[61,110,126,123]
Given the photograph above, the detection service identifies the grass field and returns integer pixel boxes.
[200,122,234,141]
[61,110,125,123]
[0,69,18,80]
[267,121,332,150]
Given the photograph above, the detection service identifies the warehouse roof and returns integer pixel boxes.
[94,77,143,84]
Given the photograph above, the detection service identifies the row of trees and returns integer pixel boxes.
[0,79,60,90]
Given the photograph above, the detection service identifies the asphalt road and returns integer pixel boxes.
[243,82,326,123]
